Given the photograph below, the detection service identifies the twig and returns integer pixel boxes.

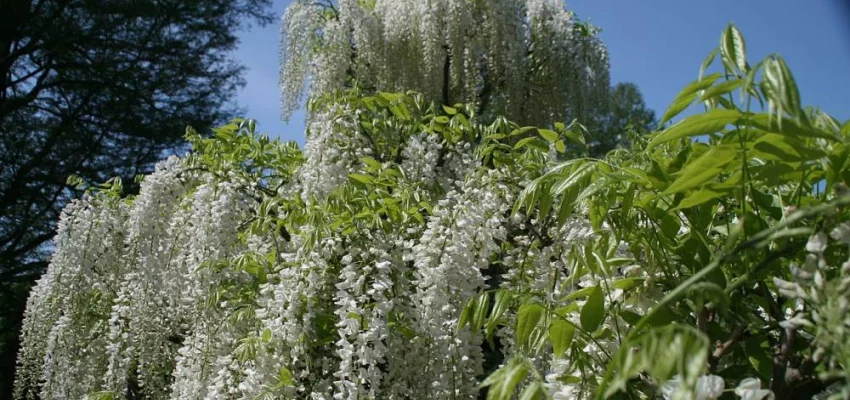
[771,327,797,396]
[709,325,747,373]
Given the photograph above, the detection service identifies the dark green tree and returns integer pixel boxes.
[0,0,273,396]
[587,82,656,157]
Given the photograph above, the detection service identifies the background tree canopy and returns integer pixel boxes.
[586,82,656,157]
[0,0,274,396]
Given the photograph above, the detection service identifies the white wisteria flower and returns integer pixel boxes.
[279,0,610,126]
[734,378,774,400]
[662,375,725,400]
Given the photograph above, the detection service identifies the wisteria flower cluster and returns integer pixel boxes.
[279,0,610,127]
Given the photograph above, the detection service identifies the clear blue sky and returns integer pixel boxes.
[233,0,850,144]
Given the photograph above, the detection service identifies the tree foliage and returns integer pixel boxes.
[510,25,850,399]
[586,82,656,157]
[0,0,273,396]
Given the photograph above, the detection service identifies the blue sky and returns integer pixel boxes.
[233,0,850,144]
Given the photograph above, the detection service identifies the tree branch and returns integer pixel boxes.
[709,325,747,373]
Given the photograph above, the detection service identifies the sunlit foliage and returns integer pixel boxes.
[13,18,850,400]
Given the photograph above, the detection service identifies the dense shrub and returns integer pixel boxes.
[13,22,850,400]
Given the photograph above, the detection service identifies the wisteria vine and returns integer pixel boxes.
[13,14,850,400]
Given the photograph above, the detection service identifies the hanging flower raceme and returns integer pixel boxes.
[297,105,370,201]
[278,0,610,127]
[14,196,128,400]
[409,168,512,398]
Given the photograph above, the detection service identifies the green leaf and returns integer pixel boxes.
[454,113,470,129]
[487,290,514,338]
[688,282,730,311]
[539,158,586,179]
[676,187,731,209]
[563,129,586,146]
[748,113,836,140]
[720,24,747,73]
[261,328,272,342]
[554,139,566,153]
[514,137,549,151]
[556,182,581,227]
[611,278,646,291]
[442,105,457,115]
[661,93,699,126]
[574,175,611,205]
[235,337,259,362]
[361,156,382,170]
[551,161,595,196]
[277,366,295,387]
[510,126,538,137]
[473,292,490,332]
[650,109,741,149]
[751,134,826,162]
[515,177,541,215]
[619,310,643,326]
[664,145,738,194]
[841,120,850,137]
[538,129,559,142]
[763,55,801,123]
[549,319,575,359]
[660,213,682,239]
[745,337,774,380]
[458,297,476,331]
[563,285,598,301]
[588,199,608,231]
[538,188,553,221]
[516,303,544,350]
[482,357,529,400]
[660,73,722,125]
[698,48,718,80]
[66,174,86,189]
[810,109,841,133]
[378,92,403,102]
[601,325,709,398]
[580,286,605,332]
[519,380,546,400]
[699,78,743,102]
[348,173,374,185]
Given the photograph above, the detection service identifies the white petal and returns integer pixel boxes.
[696,375,725,399]
[661,376,682,399]
[806,232,828,253]
[830,222,850,245]
[735,378,772,400]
